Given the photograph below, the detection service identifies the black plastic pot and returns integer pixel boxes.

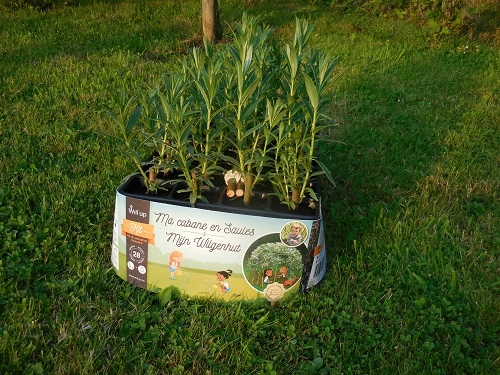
[111,173,327,301]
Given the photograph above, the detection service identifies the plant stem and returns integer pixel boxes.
[226,178,236,197]
[243,175,253,205]
[236,180,245,197]
[148,168,157,182]
[292,187,300,206]
[191,171,199,197]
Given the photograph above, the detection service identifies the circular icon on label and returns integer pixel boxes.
[128,246,145,264]
[263,282,285,302]
[138,265,146,275]
[281,221,307,247]
[127,261,135,270]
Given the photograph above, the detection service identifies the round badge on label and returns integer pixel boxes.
[263,282,285,302]
[128,245,145,264]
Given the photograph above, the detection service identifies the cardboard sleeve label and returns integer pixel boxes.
[112,192,327,300]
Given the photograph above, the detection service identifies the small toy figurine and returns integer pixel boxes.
[224,170,244,198]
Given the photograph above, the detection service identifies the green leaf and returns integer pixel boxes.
[286,44,298,78]
[309,170,325,178]
[315,159,335,186]
[242,122,266,139]
[106,109,118,124]
[159,286,172,306]
[241,79,260,108]
[214,152,239,167]
[250,312,269,331]
[303,74,319,110]
[126,106,143,134]
[240,99,262,123]
[194,81,212,112]
[197,194,209,204]
[233,118,243,131]
[180,124,193,144]
[307,188,318,201]
[292,130,302,139]
[264,127,271,139]
[244,44,253,73]
[312,357,324,370]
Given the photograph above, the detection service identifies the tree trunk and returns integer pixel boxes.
[201,0,221,44]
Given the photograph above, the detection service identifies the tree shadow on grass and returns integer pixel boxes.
[318,44,492,257]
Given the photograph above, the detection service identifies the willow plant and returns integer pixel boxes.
[218,13,276,205]
[112,13,338,209]
[299,51,337,201]
[154,72,208,205]
[126,75,191,186]
[185,41,226,191]
[270,18,337,210]
[108,91,156,192]
[137,85,170,182]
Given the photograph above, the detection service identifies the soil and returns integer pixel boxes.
[119,173,320,219]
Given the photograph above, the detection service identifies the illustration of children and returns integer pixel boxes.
[169,250,183,280]
[278,266,288,279]
[216,269,232,293]
[286,222,303,246]
[263,268,273,284]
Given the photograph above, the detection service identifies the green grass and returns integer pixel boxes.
[0,0,499,374]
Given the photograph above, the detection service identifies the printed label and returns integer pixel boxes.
[112,192,326,300]
[123,197,152,288]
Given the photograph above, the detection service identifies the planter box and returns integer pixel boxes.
[111,173,327,301]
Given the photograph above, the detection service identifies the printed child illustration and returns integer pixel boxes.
[286,222,303,246]
[263,268,273,284]
[169,250,183,280]
[216,269,232,293]
[278,266,288,278]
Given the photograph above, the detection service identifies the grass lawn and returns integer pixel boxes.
[0,0,498,373]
